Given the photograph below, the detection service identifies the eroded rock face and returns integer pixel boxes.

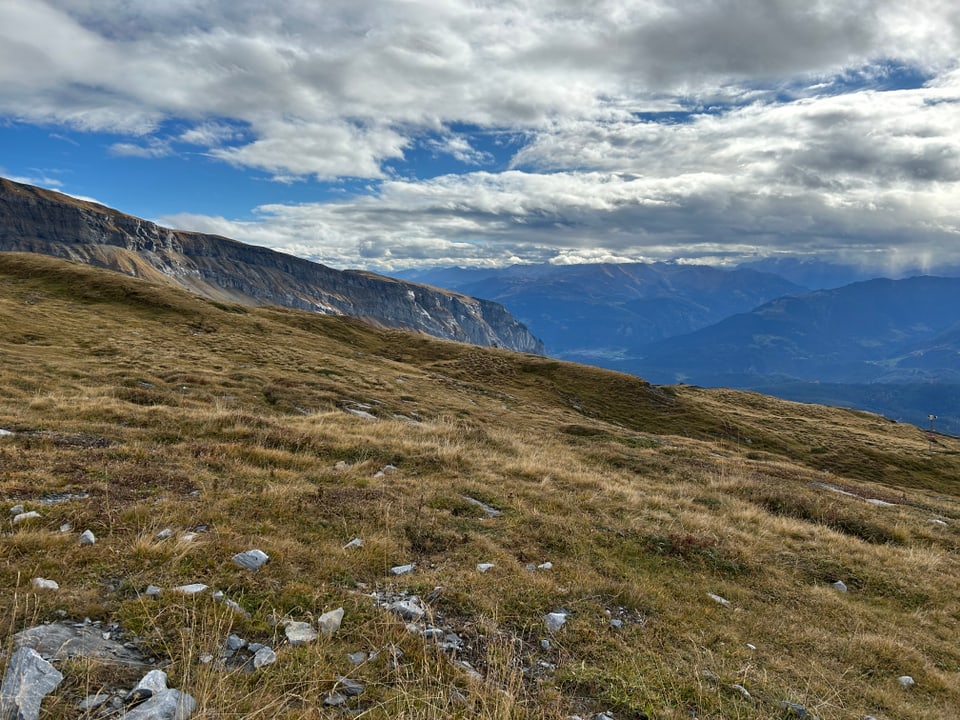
[0,178,544,354]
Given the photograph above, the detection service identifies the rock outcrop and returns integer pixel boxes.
[0,177,544,354]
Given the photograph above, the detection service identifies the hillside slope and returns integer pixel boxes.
[1,254,958,720]
[0,177,543,354]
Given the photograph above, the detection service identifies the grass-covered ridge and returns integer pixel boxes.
[1,252,959,719]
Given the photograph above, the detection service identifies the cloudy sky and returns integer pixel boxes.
[1,1,959,272]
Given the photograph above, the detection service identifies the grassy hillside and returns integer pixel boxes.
[1,253,958,719]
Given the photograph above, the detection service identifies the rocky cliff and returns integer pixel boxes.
[0,178,543,353]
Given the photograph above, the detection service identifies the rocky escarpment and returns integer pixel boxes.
[0,178,544,353]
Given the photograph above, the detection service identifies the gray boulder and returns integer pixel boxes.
[122,670,197,720]
[0,647,64,720]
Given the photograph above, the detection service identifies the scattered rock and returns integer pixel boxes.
[58,523,71,533]
[832,580,848,593]
[336,677,366,696]
[253,647,277,669]
[13,622,151,669]
[171,583,208,595]
[318,607,345,637]
[232,549,269,570]
[78,693,111,711]
[122,670,197,720]
[9,503,24,515]
[347,651,368,665]
[345,407,376,420]
[324,691,348,707]
[390,597,426,622]
[730,683,752,700]
[0,428,13,436]
[610,618,623,629]
[31,577,59,591]
[13,511,42,524]
[226,634,246,652]
[708,593,730,607]
[155,528,174,540]
[701,670,720,685]
[476,562,495,573]
[390,563,415,576]
[746,643,757,650]
[540,639,551,651]
[897,675,915,688]
[865,498,895,507]
[537,561,553,570]
[343,537,364,550]
[779,701,816,718]
[0,647,64,720]
[544,611,568,633]
[145,585,163,598]
[929,518,948,526]
[284,621,318,646]
[461,495,503,518]
[180,532,199,543]
[79,529,97,545]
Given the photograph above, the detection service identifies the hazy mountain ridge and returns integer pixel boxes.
[394,262,805,359]
[0,177,543,354]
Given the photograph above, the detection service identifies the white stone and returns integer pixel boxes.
[232,549,269,570]
[9,504,24,515]
[390,563,415,575]
[832,580,848,592]
[708,593,731,606]
[318,607,345,637]
[156,528,174,540]
[284,621,318,646]
[476,563,495,573]
[31,577,59,591]
[537,561,553,570]
[253,647,277,669]
[730,683,751,699]
[145,585,162,598]
[544,611,568,633]
[59,523,71,533]
[171,583,208,595]
[929,518,948,526]
[897,675,915,688]
[389,598,425,622]
[866,498,895,507]
[79,529,97,545]
[13,511,42,524]
[343,537,364,550]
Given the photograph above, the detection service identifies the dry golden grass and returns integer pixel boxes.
[1,252,959,719]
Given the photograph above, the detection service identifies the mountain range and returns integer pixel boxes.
[398,265,960,434]
[0,178,543,355]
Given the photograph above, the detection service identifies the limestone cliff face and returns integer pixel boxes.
[0,178,544,353]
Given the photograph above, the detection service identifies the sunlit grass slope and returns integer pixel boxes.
[1,253,958,719]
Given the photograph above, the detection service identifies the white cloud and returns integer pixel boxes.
[3,1,960,269]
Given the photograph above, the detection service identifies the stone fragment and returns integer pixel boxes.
[318,607,345,637]
[156,528,174,540]
[779,701,815,718]
[832,580,848,592]
[537,561,553,570]
[477,563,495,573]
[13,511,42,524]
[171,583,208,595]
[460,495,503,518]
[9,504,24,515]
[544,611,568,633]
[79,529,97,545]
[13,623,151,670]
[0,428,13,436]
[540,639,551,651]
[324,692,347,706]
[897,675,915,688]
[929,518,948,526]
[122,670,197,720]
[610,619,623,629]
[31,577,58,591]
[59,523,71,533]
[285,621,318,646]
[226,634,246,651]
[232,549,269,570]
[0,647,64,720]
[389,598,425,622]
[78,693,111,711]
[336,677,365,696]
[145,585,162,598]
[730,684,751,699]
[253,647,277,669]
[707,593,730,606]
[343,537,364,550]
[347,651,368,665]
[390,563,415,575]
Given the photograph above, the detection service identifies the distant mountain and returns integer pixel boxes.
[394,262,804,362]
[628,276,960,431]
[0,178,543,354]
[736,257,960,290]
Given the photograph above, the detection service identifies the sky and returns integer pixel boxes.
[1,0,959,273]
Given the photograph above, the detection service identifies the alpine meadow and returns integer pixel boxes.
[1,253,958,719]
